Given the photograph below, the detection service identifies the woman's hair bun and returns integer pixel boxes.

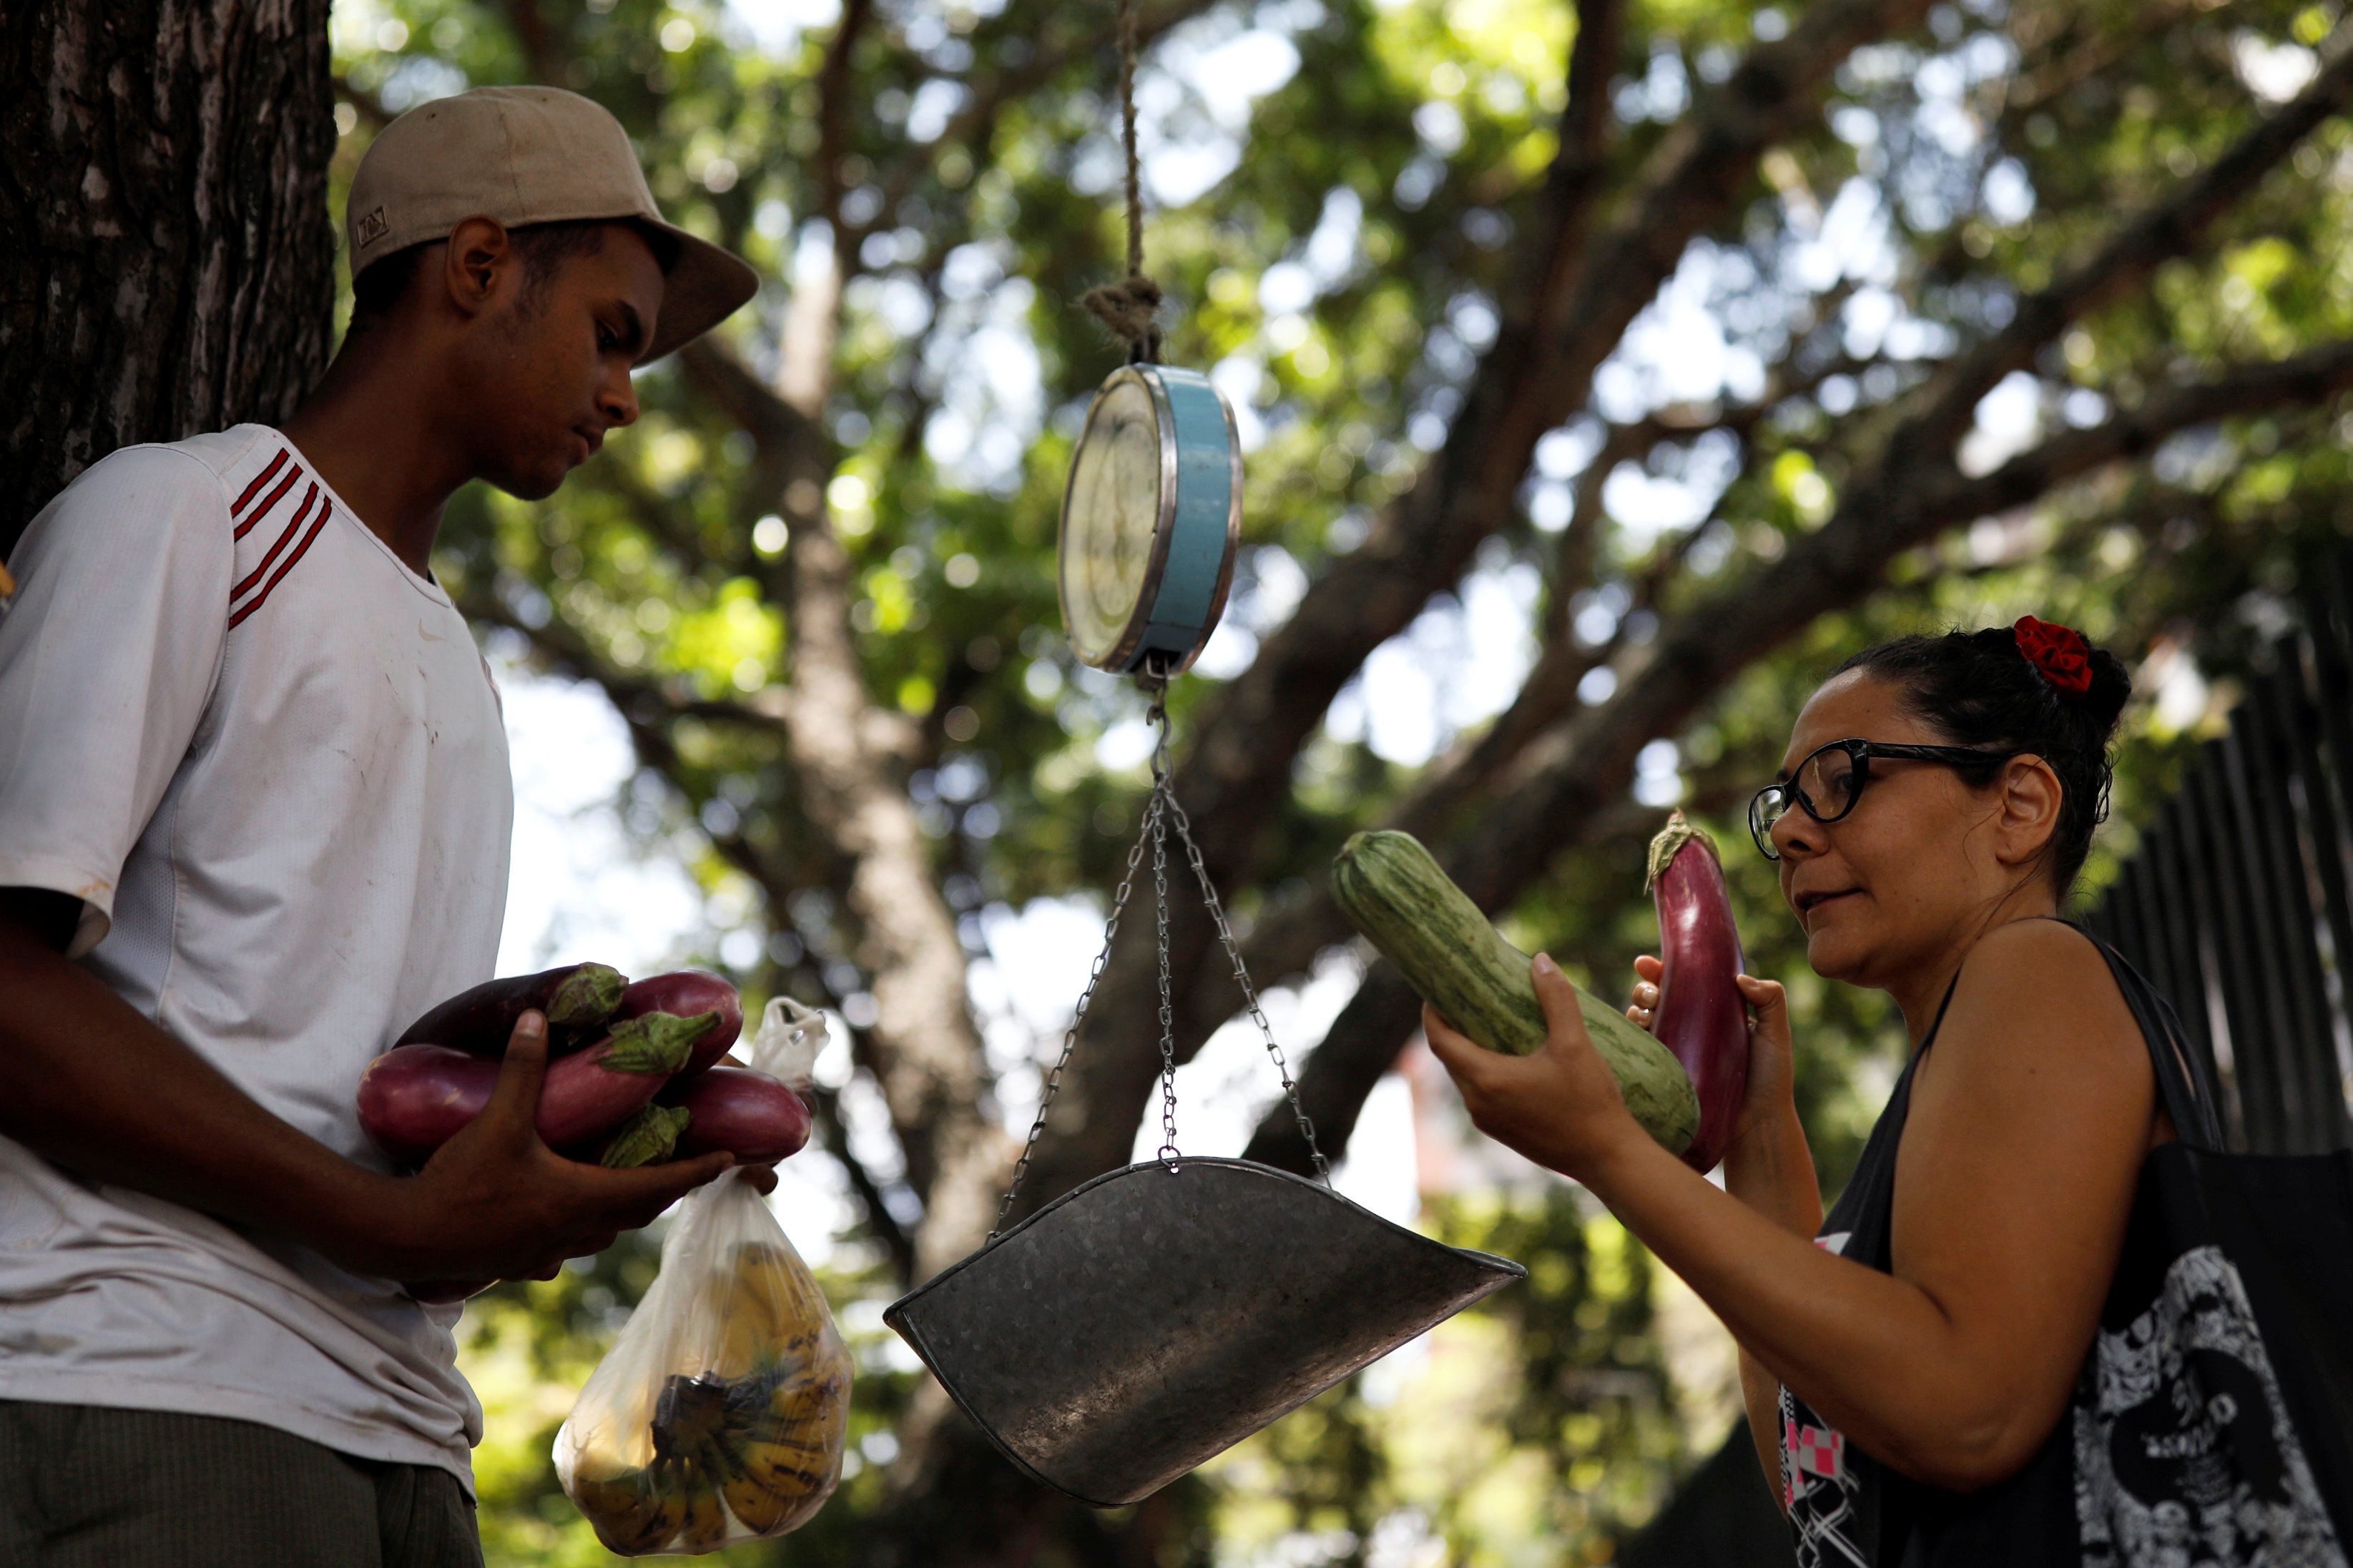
[2082,645,2132,734]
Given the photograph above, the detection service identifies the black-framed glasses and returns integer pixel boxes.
[1749,739,2017,860]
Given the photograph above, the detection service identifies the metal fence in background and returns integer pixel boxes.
[2085,551,2353,1155]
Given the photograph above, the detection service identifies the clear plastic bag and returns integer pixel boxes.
[554,1002,851,1556]
[748,995,827,1092]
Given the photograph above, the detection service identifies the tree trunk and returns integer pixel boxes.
[0,0,335,555]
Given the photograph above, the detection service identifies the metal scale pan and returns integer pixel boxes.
[884,1157,1523,1507]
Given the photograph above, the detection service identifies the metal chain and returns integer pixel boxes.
[1163,784,1332,1183]
[1151,751,1181,1169]
[1146,682,1183,1170]
[989,776,1167,1239]
[989,654,1332,1236]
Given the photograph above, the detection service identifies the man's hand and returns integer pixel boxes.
[358,1011,737,1284]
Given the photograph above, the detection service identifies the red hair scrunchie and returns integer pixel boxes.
[2013,615,2093,696]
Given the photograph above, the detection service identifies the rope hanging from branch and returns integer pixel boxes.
[1080,0,1163,363]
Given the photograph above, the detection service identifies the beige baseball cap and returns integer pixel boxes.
[347,85,757,363]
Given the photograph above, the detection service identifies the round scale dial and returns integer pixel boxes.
[1057,364,1241,675]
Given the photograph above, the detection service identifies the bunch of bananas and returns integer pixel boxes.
[569,1242,852,1556]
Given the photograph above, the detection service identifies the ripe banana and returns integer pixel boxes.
[575,1465,687,1557]
[569,1469,654,1550]
[719,1467,797,1534]
[714,1246,827,1375]
[676,1465,730,1552]
[733,1436,837,1501]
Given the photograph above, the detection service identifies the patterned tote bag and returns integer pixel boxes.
[2068,947,2353,1566]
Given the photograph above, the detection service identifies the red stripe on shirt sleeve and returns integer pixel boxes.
[227,504,334,630]
[230,449,290,518]
[232,463,305,541]
[230,483,319,601]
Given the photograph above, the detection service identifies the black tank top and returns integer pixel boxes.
[1778,924,2221,1567]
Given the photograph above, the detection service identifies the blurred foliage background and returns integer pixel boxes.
[318,0,2353,1559]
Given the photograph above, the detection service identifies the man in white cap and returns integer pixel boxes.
[0,87,759,1563]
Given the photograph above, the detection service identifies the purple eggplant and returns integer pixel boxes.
[394,962,627,1055]
[1646,810,1752,1173]
[661,1067,810,1163]
[355,1012,710,1166]
[611,970,742,1080]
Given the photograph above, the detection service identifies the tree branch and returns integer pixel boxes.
[677,336,827,459]
[1454,37,2353,912]
[1994,0,2206,147]
[1179,0,1941,887]
[1493,0,1626,345]
[673,258,999,1285]
[499,0,564,88]
[815,0,875,235]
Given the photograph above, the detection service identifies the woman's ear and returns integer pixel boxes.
[1993,754,2064,869]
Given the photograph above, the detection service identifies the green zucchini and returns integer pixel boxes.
[1332,829,1699,1155]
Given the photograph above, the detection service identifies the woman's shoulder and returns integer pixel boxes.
[1968,914,2106,970]
[1931,917,2150,1091]
[1954,916,2134,1025]
[1929,921,2155,1090]
[1895,914,2161,1147]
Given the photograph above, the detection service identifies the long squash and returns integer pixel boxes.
[1332,829,1699,1155]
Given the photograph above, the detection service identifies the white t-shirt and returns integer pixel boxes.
[0,425,513,1486]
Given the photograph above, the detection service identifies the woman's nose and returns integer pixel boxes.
[1772,809,1821,861]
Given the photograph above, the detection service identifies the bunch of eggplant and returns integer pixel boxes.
[358,963,812,1174]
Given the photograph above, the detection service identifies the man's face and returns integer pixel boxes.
[461,225,667,501]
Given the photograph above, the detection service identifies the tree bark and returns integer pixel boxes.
[0,0,336,555]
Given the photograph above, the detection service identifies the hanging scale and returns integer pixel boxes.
[882,1,1524,1508]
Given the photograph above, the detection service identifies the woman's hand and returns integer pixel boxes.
[1626,957,1797,1156]
[1727,972,1796,1153]
[1423,952,1649,1180]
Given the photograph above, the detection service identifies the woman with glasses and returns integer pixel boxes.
[1425,619,2192,1567]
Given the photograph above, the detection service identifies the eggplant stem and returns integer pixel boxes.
[603,1011,718,1075]
[1645,808,1721,892]
[548,963,628,1028]
[601,1104,693,1168]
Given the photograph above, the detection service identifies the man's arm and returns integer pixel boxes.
[0,888,733,1283]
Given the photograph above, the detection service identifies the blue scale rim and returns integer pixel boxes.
[1058,364,1242,676]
